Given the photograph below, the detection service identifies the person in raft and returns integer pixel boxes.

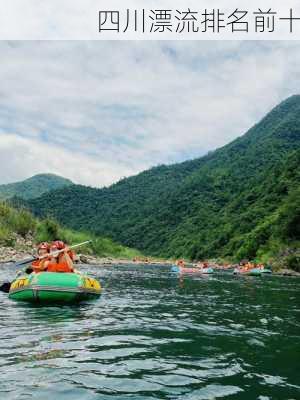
[31,241,75,273]
[176,259,185,267]
[27,242,49,273]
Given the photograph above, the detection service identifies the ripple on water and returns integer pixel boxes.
[184,384,244,399]
[0,264,300,399]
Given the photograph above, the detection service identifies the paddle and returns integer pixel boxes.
[16,240,92,266]
[0,282,11,293]
[0,240,92,293]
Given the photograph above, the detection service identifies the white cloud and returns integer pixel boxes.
[0,41,299,186]
[0,133,136,186]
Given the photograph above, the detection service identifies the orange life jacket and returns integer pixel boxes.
[47,252,74,272]
[46,262,74,273]
[31,258,49,273]
[32,255,74,273]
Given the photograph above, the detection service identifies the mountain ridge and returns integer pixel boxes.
[21,95,300,263]
[0,173,73,200]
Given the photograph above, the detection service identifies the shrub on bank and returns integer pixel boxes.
[0,202,35,245]
[35,218,61,243]
[286,253,300,272]
[34,218,141,258]
[0,201,141,259]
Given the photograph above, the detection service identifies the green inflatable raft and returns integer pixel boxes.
[9,272,101,303]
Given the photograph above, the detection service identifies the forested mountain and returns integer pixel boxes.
[0,174,73,200]
[25,96,300,262]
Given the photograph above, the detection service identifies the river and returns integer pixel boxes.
[0,263,299,399]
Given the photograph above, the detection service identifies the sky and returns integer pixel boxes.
[0,40,299,187]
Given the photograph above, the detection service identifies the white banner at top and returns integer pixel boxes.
[0,0,300,40]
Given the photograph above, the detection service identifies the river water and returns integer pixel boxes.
[0,263,299,400]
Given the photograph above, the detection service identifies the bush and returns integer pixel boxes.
[35,218,61,242]
[8,209,36,236]
[0,201,141,259]
[0,224,14,246]
[0,202,11,218]
[286,254,300,272]
[0,202,35,239]
[277,188,300,241]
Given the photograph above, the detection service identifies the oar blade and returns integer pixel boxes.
[0,282,11,293]
[16,257,36,267]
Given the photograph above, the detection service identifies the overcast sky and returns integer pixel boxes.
[0,41,299,187]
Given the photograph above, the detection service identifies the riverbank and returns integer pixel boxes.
[0,236,299,277]
[0,239,138,265]
[0,201,142,263]
[77,256,300,276]
[0,238,170,268]
[78,254,172,266]
[0,233,33,263]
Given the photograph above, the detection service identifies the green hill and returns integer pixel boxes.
[26,96,300,264]
[0,201,141,259]
[0,174,73,200]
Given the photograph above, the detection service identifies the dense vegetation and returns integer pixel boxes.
[24,96,300,267]
[0,173,73,200]
[0,202,140,259]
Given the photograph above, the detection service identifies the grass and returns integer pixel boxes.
[0,201,142,259]
[35,218,142,258]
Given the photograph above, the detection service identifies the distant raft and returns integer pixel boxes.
[233,267,272,276]
[171,265,214,274]
[9,272,101,303]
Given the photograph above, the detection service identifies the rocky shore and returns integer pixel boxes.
[0,234,33,263]
[0,235,171,267]
[73,254,172,267]
[273,268,300,277]
[0,235,298,276]
[0,243,138,266]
